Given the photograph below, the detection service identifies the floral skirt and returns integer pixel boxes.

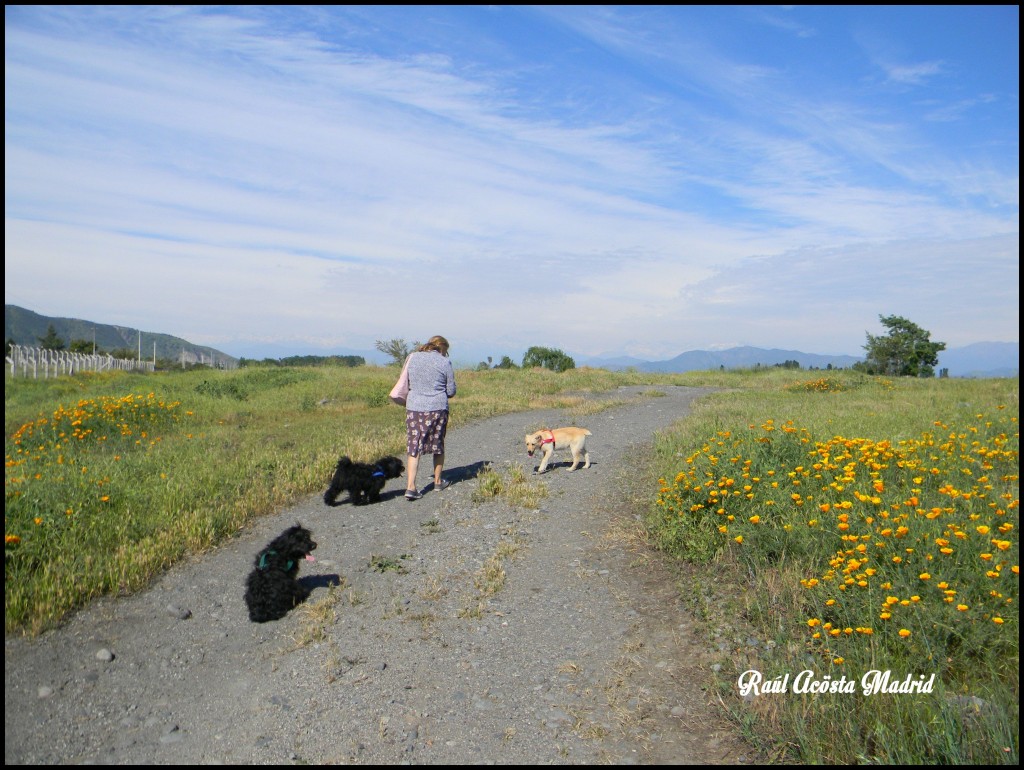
[406,409,449,457]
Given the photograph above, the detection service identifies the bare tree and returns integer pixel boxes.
[375,338,418,365]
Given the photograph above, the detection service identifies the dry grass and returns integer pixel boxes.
[288,583,343,649]
[455,529,527,617]
[456,600,485,619]
[471,462,549,509]
[417,573,448,602]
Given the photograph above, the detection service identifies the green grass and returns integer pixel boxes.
[5,363,1018,764]
[4,364,687,634]
[470,461,549,509]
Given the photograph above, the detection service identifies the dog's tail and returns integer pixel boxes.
[323,456,353,506]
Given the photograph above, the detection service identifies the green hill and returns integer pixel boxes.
[5,305,237,368]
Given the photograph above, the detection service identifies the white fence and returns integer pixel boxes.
[6,345,156,379]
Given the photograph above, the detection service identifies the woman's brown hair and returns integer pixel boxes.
[418,335,450,356]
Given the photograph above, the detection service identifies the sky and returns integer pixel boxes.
[5,5,1019,366]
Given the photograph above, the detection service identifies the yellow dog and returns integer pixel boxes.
[524,427,592,474]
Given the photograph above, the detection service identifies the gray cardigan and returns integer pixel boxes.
[405,351,456,412]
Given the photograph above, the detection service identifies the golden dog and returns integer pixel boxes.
[524,427,592,474]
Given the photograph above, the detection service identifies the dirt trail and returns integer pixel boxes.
[5,385,755,765]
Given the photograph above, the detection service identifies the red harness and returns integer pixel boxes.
[540,431,556,446]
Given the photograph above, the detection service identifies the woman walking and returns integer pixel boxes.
[402,336,456,500]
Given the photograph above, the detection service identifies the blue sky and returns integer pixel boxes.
[5,5,1018,365]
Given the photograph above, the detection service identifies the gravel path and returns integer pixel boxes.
[5,385,754,765]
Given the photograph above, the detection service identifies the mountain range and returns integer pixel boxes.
[5,305,1018,378]
[5,305,237,368]
[579,342,1019,379]
[581,347,862,373]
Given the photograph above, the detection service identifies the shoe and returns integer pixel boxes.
[405,489,423,500]
[436,478,452,491]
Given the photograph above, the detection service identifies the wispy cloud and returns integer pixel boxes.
[882,60,944,86]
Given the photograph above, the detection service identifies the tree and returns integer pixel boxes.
[522,346,575,373]
[494,356,518,370]
[37,324,65,351]
[375,338,418,366]
[69,338,97,354]
[857,315,946,378]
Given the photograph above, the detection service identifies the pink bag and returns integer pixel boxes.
[389,357,410,406]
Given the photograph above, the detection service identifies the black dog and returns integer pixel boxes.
[244,524,317,623]
[323,455,405,506]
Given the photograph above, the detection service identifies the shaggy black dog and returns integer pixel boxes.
[323,455,405,506]
[244,524,317,623]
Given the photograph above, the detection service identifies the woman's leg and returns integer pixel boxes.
[406,454,419,492]
[405,410,421,492]
[432,411,449,487]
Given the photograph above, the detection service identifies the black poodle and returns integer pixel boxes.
[323,455,405,506]
[244,524,317,623]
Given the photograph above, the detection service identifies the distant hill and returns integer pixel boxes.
[583,342,1018,378]
[936,341,1019,378]
[5,305,238,367]
[218,339,387,366]
[583,346,861,373]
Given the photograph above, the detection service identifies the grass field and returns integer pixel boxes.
[647,371,1018,764]
[5,364,1018,763]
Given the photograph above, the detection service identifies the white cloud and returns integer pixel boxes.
[5,6,1018,364]
[882,60,944,86]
